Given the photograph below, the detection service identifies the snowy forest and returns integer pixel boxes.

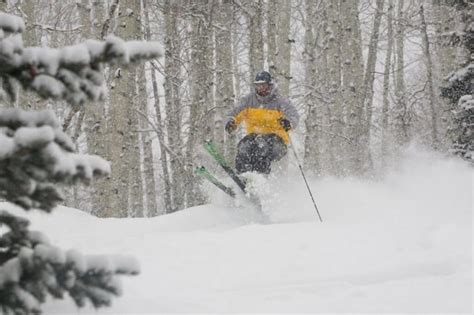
[1,0,471,217]
[0,0,472,313]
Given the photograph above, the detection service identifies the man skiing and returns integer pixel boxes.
[225,71,299,174]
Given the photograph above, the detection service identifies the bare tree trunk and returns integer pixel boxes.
[381,0,394,169]
[70,0,93,212]
[137,63,158,216]
[84,0,111,216]
[311,1,334,176]
[101,0,143,217]
[101,0,119,39]
[21,0,38,47]
[341,0,365,175]
[71,101,86,209]
[127,0,144,217]
[215,0,235,160]
[326,0,344,175]
[140,0,159,216]
[267,0,277,75]
[432,0,458,150]
[0,0,7,11]
[185,0,213,207]
[247,0,265,80]
[163,0,185,212]
[419,4,439,149]
[394,0,409,146]
[361,0,384,169]
[150,66,172,214]
[18,0,39,110]
[228,4,241,163]
[275,0,292,95]
[433,0,458,77]
[303,0,322,175]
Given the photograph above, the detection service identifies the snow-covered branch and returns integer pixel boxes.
[0,108,110,212]
[0,11,163,106]
[0,210,139,314]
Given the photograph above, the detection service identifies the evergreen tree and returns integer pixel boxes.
[440,1,473,162]
[0,11,162,314]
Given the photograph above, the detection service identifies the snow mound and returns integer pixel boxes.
[1,147,469,313]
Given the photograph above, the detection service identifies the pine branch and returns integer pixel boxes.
[0,12,163,106]
[0,211,139,314]
[0,108,110,212]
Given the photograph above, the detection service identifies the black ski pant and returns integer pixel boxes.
[235,133,287,174]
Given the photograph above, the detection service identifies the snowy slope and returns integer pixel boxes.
[5,148,472,313]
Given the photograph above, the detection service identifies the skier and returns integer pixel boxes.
[225,71,299,174]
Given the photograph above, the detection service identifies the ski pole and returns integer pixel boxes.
[288,135,323,222]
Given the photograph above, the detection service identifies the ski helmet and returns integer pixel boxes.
[254,71,273,85]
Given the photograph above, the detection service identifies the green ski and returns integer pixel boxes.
[195,166,236,198]
[203,140,247,193]
[200,141,263,214]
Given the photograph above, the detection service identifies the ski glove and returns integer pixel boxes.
[279,118,292,131]
[225,119,237,134]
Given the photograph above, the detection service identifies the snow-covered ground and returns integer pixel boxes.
[6,148,472,313]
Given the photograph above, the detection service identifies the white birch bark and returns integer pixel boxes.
[126,0,144,217]
[140,0,158,216]
[143,1,173,215]
[267,0,277,75]
[21,0,38,47]
[85,0,114,216]
[419,4,439,148]
[229,5,242,163]
[101,0,143,217]
[276,0,292,96]
[432,0,458,149]
[215,0,236,161]
[137,63,158,216]
[18,0,39,110]
[326,0,344,175]
[381,0,394,169]
[247,0,265,81]
[184,1,213,207]
[340,0,365,175]
[150,66,172,214]
[432,1,458,77]
[361,0,384,167]
[394,0,409,146]
[302,0,322,175]
[163,0,185,212]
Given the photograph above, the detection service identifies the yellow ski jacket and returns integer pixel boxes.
[227,86,299,144]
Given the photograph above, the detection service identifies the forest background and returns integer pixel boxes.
[1,0,471,217]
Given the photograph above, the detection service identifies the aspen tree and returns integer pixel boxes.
[340,0,365,174]
[141,0,159,216]
[185,0,213,206]
[102,0,144,217]
[381,0,394,169]
[326,0,344,175]
[247,0,265,80]
[420,4,440,148]
[362,0,385,167]
[163,0,185,212]
[267,0,277,75]
[394,0,409,146]
[215,0,236,161]
[303,0,322,174]
[276,0,292,95]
